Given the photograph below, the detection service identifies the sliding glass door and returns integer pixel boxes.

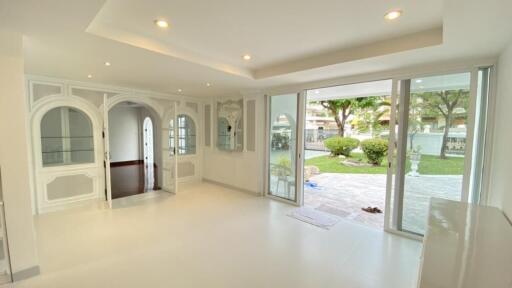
[264,68,492,237]
[393,71,489,235]
[267,93,301,203]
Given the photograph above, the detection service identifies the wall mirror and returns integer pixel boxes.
[217,99,243,151]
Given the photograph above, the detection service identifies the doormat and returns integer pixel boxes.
[316,204,350,218]
[288,206,340,229]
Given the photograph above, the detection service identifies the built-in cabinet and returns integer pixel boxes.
[418,198,512,288]
[26,76,204,214]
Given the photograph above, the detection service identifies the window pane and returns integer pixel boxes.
[401,73,470,234]
[176,114,196,155]
[169,119,175,155]
[41,107,94,167]
[469,67,491,203]
[68,108,94,163]
[268,94,298,201]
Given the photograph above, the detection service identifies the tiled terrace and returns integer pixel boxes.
[305,173,462,232]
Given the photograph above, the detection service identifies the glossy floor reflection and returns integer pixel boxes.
[11,182,422,288]
[110,162,156,199]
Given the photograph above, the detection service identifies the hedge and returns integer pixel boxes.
[361,138,388,165]
[324,137,360,157]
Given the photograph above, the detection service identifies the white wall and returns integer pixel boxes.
[108,105,141,162]
[489,41,512,218]
[202,94,265,193]
[0,29,39,276]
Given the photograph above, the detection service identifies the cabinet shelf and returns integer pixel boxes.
[41,136,93,139]
[42,150,94,153]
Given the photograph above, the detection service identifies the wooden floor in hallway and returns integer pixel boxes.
[110,161,157,199]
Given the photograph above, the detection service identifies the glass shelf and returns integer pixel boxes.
[40,107,95,167]
[41,136,93,138]
[42,150,94,153]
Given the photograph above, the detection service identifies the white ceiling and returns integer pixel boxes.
[87,0,443,78]
[1,0,512,98]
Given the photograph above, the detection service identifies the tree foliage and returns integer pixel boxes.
[413,89,469,159]
[319,96,382,137]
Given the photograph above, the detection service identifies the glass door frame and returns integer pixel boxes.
[102,94,112,208]
[387,67,480,237]
[264,92,305,206]
[301,79,396,231]
[263,62,495,239]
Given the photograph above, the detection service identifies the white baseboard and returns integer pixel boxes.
[202,178,262,196]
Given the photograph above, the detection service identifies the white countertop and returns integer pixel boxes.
[419,198,512,288]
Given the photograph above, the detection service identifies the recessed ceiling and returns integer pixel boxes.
[86,0,444,79]
[1,0,512,97]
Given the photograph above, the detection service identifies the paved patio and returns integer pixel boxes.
[305,173,462,232]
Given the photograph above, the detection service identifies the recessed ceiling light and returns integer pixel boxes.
[206,82,211,87]
[178,89,182,93]
[105,61,111,66]
[242,54,252,60]
[87,74,93,79]
[384,10,402,20]
[416,79,423,83]
[154,19,169,28]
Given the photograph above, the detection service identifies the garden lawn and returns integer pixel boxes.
[305,152,465,175]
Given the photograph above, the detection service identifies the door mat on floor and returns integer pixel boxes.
[315,204,350,218]
[288,206,340,229]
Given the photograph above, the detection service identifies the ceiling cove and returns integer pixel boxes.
[86,0,444,80]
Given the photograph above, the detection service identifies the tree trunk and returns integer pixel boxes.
[410,132,415,152]
[334,113,344,137]
[338,107,349,137]
[440,111,452,159]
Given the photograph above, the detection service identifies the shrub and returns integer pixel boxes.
[324,137,360,157]
[361,138,388,165]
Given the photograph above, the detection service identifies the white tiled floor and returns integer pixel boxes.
[9,182,422,288]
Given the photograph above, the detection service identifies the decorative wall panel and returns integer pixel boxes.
[46,174,94,200]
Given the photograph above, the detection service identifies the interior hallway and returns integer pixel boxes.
[110,162,157,199]
[10,182,421,288]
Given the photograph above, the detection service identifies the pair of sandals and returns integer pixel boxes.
[362,206,382,214]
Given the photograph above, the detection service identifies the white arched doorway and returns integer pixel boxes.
[106,100,161,200]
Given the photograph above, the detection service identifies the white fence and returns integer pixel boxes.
[305,129,466,156]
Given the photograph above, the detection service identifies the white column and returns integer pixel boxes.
[0,29,40,280]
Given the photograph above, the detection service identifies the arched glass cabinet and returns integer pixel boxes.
[40,107,94,166]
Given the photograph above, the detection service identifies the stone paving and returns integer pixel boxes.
[305,173,462,232]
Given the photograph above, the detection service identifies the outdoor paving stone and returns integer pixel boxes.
[304,173,462,232]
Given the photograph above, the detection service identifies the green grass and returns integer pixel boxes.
[305,152,465,175]
[410,154,465,175]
